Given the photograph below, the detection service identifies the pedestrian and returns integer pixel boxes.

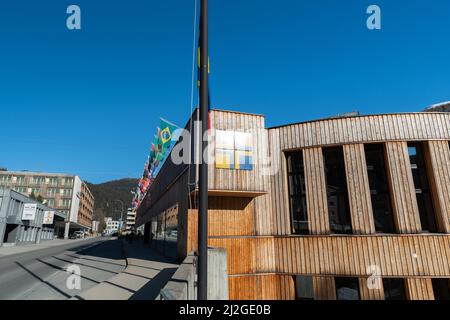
[150,232,154,246]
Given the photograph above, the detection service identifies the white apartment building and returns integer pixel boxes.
[104,217,120,234]
[126,209,136,231]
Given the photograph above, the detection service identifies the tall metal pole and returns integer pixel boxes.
[198,0,209,301]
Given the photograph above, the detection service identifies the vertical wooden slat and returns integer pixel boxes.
[385,142,422,233]
[303,148,330,235]
[343,144,376,234]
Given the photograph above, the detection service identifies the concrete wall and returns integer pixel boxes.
[160,247,228,300]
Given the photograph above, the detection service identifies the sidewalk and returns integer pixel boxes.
[76,239,179,300]
[0,237,100,257]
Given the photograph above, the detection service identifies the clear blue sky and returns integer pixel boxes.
[1,0,449,183]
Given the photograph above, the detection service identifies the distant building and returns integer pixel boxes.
[0,171,95,238]
[0,188,66,246]
[126,209,136,231]
[92,220,100,234]
[104,217,120,234]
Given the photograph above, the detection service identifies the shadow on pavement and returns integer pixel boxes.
[129,267,178,300]
[15,261,72,299]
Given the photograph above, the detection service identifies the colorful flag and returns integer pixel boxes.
[160,118,178,151]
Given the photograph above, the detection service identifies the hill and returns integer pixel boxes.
[86,178,138,224]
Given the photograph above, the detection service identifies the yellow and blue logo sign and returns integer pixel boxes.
[215,130,253,171]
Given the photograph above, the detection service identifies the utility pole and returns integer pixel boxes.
[198,0,209,301]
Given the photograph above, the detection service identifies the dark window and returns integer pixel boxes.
[408,143,438,233]
[335,277,360,300]
[432,279,450,300]
[364,144,396,233]
[323,147,352,234]
[294,276,314,300]
[286,152,308,235]
[383,278,406,300]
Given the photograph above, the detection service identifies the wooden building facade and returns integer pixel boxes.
[136,109,450,300]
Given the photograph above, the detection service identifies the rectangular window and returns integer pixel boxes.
[335,277,360,300]
[16,176,25,185]
[215,130,253,171]
[46,199,55,208]
[365,144,396,233]
[62,189,72,197]
[31,176,45,185]
[408,143,438,233]
[61,177,74,187]
[48,177,58,186]
[14,187,26,193]
[47,188,57,197]
[432,279,450,300]
[323,147,352,234]
[383,278,406,300]
[286,151,308,235]
[294,276,314,300]
[0,175,12,183]
[59,199,72,208]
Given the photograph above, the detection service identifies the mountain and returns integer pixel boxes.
[86,178,138,223]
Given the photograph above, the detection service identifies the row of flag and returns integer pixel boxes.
[132,11,212,211]
[131,118,179,210]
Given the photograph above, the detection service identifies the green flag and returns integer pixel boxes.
[160,118,178,151]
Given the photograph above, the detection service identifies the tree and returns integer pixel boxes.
[29,191,44,204]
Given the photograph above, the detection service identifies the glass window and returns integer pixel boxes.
[31,176,45,185]
[47,188,57,197]
[323,147,352,234]
[335,277,360,300]
[408,143,438,233]
[0,175,12,183]
[48,177,58,186]
[432,279,450,300]
[215,130,253,171]
[294,276,314,300]
[46,199,55,207]
[383,278,406,300]
[365,144,396,233]
[286,151,308,235]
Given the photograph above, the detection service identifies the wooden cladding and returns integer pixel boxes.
[267,113,450,237]
[313,276,336,300]
[187,196,255,253]
[228,275,295,300]
[385,142,422,233]
[271,113,450,150]
[209,235,450,277]
[405,278,435,300]
[343,144,376,235]
[425,140,450,233]
[359,277,384,300]
[303,148,330,235]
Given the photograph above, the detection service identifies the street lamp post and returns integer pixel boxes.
[114,200,125,231]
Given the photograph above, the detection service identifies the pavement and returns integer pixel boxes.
[0,237,126,300]
[76,239,179,300]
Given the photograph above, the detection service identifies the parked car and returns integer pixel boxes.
[74,231,84,239]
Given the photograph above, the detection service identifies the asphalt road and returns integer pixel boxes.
[0,237,126,300]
